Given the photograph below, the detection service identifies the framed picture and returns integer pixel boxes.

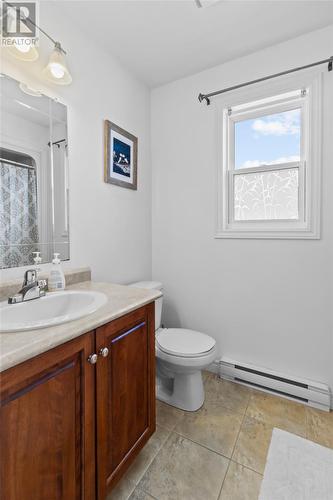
[104,120,138,190]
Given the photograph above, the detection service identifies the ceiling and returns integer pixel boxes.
[61,0,333,87]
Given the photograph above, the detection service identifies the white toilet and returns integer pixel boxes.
[130,281,217,411]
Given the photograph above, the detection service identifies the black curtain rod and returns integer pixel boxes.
[48,139,67,148]
[198,56,333,105]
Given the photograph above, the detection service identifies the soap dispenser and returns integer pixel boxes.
[33,251,42,267]
[48,253,66,292]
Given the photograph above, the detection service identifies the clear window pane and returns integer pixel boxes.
[234,108,301,169]
[234,168,299,221]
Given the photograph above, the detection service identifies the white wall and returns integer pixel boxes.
[151,25,333,393]
[0,1,152,284]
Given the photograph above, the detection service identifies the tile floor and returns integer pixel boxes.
[108,372,333,500]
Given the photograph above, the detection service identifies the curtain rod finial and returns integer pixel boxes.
[198,93,210,105]
[328,56,333,72]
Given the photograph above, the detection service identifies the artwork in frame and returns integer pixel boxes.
[104,120,138,190]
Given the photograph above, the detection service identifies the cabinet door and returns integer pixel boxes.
[96,303,155,499]
[0,333,96,500]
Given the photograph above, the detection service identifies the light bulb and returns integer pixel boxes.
[16,44,30,53]
[43,42,72,85]
[50,63,65,79]
[6,41,39,61]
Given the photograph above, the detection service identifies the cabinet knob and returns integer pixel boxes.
[87,353,98,364]
[99,347,109,358]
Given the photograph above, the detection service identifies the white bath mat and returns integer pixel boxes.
[259,428,333,500]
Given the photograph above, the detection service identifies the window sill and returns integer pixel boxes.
[215,228,320,239]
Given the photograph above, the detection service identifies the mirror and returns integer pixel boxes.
[0,74,69,269]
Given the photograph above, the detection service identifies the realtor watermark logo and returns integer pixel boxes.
[1,2,39,48]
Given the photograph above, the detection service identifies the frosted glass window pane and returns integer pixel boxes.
[234,168,299,221]
[234,109,301,169]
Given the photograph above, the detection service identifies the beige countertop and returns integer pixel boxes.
[0,281,161,373]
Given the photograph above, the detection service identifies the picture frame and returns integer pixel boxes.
[104,120,138,190]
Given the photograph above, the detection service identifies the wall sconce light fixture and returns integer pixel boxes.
[4,1,72,85]
[43,42,72,85]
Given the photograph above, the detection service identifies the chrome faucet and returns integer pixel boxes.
[8,269,47,304]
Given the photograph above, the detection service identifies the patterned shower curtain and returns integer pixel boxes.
[0,161,39,268]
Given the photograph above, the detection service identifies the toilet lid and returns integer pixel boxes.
[157,329,216,357]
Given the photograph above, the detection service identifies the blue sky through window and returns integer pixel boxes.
[234,108,301,169]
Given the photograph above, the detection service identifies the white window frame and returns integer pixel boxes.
[216,70,322,239]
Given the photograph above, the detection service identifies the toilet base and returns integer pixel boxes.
[156,370,205,412]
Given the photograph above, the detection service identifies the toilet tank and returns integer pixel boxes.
[129,281,163,331]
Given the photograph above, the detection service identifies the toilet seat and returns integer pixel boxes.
[156,328,216,358]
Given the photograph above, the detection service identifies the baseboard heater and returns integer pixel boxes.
[219,358,331,412]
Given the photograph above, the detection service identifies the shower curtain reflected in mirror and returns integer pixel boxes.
[0,161,39,268]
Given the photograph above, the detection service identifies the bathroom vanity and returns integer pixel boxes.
[0,280,161,500]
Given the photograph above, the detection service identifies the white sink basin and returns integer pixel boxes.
[0,290,108,332]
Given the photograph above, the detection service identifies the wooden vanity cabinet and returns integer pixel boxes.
[0,302,155,500]
[95,302,156,499]
[0,332,96,500]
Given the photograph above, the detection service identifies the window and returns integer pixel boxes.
[216,73,322,239]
